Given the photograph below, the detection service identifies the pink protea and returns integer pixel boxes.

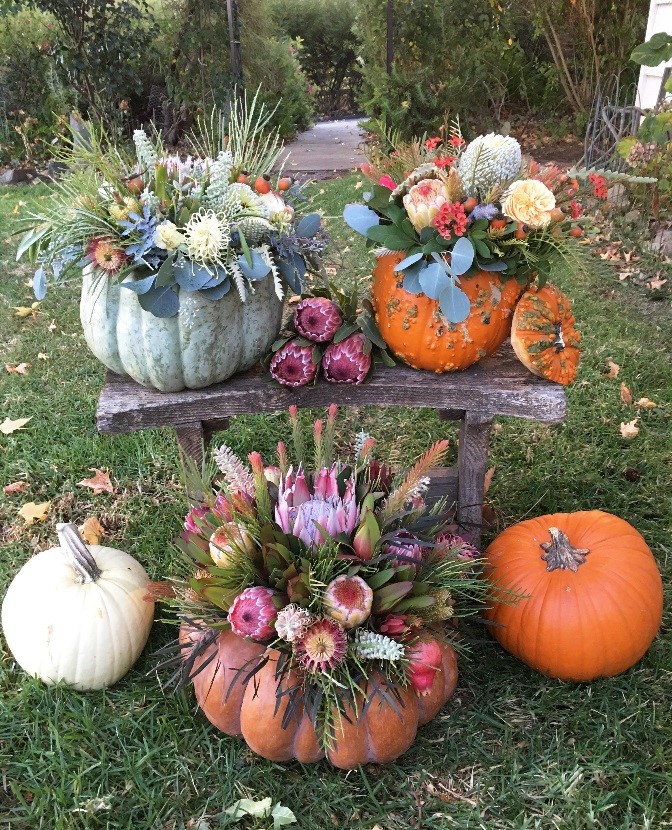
[295,618,348,673]
[228,586,280,642]
[434,532,480,565]
[384,531,425,569]
[275,464,360,549]
[293,297,343,342]
[269,339,318,387]
[378,613,410,637]
[323,575,373,629]
[184,504,213,534]
[322,332,371,384]
[407,639,442,695]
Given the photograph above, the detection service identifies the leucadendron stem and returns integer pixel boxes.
[540,527,590,572]
[56,522,101,583]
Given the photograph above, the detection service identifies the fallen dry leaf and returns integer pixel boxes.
[648,278,667,291]
[483,466,496,495]
[79,516,105,545]
[635,397,659,409]
[0,416,32,435]
[48,320,57,332]
[18,500,51,524]
[3,481,29,495]
[38,353,49,360]
[77,468,114,495]
[620,419,640,439]
[620,382,633,405]
[13,302,41,319]
[5,362,31,375]
[605,359,620,379]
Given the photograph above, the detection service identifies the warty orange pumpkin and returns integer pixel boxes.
[483,511,663,682]
[510,284,581,385]
[371,253,524,372]
[180,622,458,768]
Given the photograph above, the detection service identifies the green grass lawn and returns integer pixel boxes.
[1,177,671,830]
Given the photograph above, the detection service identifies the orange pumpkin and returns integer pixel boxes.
[483,511,663,682]
[180,622,458,768]
[371,253,524,372]
[510,284,581,385]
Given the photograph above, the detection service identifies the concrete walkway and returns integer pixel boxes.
[279,118,365,178]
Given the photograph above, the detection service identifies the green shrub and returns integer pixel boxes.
[270,0,360,115]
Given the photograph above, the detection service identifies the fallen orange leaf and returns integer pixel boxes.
[5,363,31,375]
[18,501,51,524]
[620,382,633,405]
[635,397,659,409]
[77,468,114,495]
[79,516,105,545]
[3,481,29,495]
[605,359,620,379]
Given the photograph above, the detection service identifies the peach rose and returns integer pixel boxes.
[403,179,450,232]
[501,179,556,228]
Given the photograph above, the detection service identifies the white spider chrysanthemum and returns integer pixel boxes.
[353,630,405,661]
[184,209,230,265]
[457,133,522,197]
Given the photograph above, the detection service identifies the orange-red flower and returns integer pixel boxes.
[86,237,127,275]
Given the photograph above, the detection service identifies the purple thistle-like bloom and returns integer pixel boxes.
[270,339,318,387]
[468,203,499,223]
[322,332,371,384]
[293,297,343,342]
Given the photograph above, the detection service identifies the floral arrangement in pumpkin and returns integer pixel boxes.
[17,94,326,318]
[161,406,485,763]
[343,124,634,326]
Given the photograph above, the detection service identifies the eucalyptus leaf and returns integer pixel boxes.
[173,260,213,291]
[393,251,423,272]
[402,260,426,295]
[238,251,271,281]
[343,204,380,235]
[296,212,321,238]
[119,274,157,294]
[32,268,46,300]
[200,280,231,300]
[154,253,176,286]
[449,236,475,276]
[277,252,305,294]
[137,284,180,317]
[439,280,471,323]
[418,261,446,300]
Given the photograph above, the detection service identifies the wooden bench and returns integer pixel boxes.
[96,345,566,544]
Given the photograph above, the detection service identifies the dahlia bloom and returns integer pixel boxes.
[293,297,343,342]
[295,618,348,673]
[322,333,371,384]
[501,180,556,228]
[275,464,360,549]
[403,179,451,233]
[323,575,373,629]
[228,586,279,641]
[269,339,318,387]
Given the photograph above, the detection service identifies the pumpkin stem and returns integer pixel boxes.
[553,323,565,352]
[540,527,589,572]
[56,522,101,583]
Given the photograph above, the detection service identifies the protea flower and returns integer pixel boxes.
[434,532,480,565]
[295,618,348,673]
[275,464,359,549]
[402,179,450,232]
[457,133,522,197]
[86,237,127,275]
[323,575,373,629]
[269,339,318,387]
[228,586,279,642]
[293,297,343,343]
[377,613,410,637]
[407,639,442,695]
[275,604,313,642]
[322,333,371,384]
[384,531,425,568]
[209,522,256,567]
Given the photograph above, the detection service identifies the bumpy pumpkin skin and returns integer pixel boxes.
[371,253,524,372]
[483,511,663,682]
[510,284,581,385]
[181,627,459,767]
[80,266,284,392]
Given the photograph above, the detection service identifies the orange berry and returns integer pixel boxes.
[237,172,250,185]
[254,175,272,194]
[277,176,294,191]
[126,175,144,194]
[489,218,507,231]
[462,196,478,213]
[514,228,527,240]
[549,208,565,223]
[569,226,583,237]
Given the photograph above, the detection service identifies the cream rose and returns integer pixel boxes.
[501,179,556,228]
[154,220,185,250]
[403,179,450,232]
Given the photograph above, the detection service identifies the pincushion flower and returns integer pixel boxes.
[501,179,556,228]
[434,201,468,238]
[323,575,373,629]
[402,179,450,232]
[86,237,127,275]
[184,209,230,264]
[109,197,140,223]
[154,220,185,251]
[228,586,279,641]
[275,604,313,642]
[295,618,348,673]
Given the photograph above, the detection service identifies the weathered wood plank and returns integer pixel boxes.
[425,466,458,508]
[96,344,566,434]
[456,412,494,546]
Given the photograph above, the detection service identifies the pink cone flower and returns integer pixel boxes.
[269,339,318,387]
[324,575,373,629]
[295,618,348,673]
[275,464,360,549]
[384,531,425,568]
[293,297,343,342]
[407,639,442,695]
[322,332,371,384]
[228,586,280,642]
[403,179,450,233]
[209,522,256,567]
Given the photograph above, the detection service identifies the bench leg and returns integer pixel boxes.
[457,412,493,546]
[174,422,205,469]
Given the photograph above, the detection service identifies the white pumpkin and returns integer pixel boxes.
[1,523,155,690]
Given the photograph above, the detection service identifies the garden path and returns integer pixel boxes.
[279,117,365,178]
